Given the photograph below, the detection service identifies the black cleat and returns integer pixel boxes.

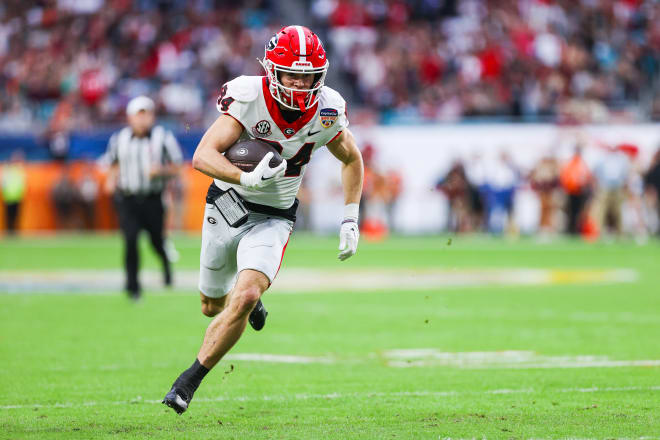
[162,384,193,415]
[248,299,268,331]
[164,270,172,288]
[127,288,141,302]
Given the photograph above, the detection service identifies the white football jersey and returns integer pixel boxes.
[213,76,348,209]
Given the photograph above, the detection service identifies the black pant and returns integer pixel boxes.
[115,193,171,294]
[567,192,589,235]
[4,202,20,234]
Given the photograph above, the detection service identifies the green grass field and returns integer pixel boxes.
[1,233,660,439]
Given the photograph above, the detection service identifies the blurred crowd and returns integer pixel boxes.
[0,0,659,135]
[0,0,278,135]
[434,141,660,240]
[313,0,660,123]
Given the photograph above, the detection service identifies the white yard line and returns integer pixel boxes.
[2,385,659,410]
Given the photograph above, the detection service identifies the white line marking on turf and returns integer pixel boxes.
[231,349,660,370]
[0,267,638,294]
[225,353,335,364]
[47,350,660,371]
[2,386,659,410]
[383,349,660,369]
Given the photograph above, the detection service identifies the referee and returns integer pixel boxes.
[101,96,183,300]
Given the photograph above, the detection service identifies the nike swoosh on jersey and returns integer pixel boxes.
[307,129,321,136]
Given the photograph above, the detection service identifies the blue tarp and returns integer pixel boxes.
[0,130,203,162]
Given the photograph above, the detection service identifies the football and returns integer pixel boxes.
[224,138,283,172]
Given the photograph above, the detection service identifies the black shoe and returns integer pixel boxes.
[162,383,193,415]
[127,289,141,301]
[248,299,268,331]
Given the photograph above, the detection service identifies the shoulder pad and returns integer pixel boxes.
[317,86,346,115]
[223,76,261,102]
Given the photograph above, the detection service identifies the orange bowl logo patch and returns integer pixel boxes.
[319,108,338,128]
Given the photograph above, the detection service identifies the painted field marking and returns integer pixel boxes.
[382,349,660,369]
[228,350,660,370]
[0,267,638,294]
[2,385,659,410]
[42,350,660,371]
[226,353,335,364]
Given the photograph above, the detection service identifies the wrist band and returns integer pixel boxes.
[343,203,359,222]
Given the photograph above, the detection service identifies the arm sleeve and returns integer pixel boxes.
[216,76,259,127]
[163,130,184,165]
[323,95,349,146]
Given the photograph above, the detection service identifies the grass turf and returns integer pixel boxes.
[1,233,659,439]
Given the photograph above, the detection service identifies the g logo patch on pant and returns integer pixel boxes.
[207,216,217,225]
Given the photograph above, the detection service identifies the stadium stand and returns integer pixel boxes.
[0,0,658,137]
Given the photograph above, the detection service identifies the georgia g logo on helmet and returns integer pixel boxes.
[266,35,279,51]
[259,25,329,112]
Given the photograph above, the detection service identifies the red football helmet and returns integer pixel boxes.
[260,25,329,112]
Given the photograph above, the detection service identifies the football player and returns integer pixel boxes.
[163,25,364,414]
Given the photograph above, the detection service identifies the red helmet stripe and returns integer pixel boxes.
[295,25,306,62]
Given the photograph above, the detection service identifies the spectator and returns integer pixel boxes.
[592,146,631,237]
[51,165,80,230]
[383,169,403,232]
[436,162,474,233]
[0,1,658,132]
[644,149,660,234]
[619,144,648,239]
[358,143,377,228]
[529,155,560,234]
[78,163,100,230]
[483,152,519,234]
[559,146,592,235]
[1,149,26,234]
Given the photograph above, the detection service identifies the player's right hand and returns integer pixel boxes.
[239,152,287,189]
[338,220,359,261]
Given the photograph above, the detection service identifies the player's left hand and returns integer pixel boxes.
[338,220,359,261]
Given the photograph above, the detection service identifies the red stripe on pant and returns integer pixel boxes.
[274,232,291,279]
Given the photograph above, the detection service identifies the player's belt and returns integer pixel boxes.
[206,183,297,223]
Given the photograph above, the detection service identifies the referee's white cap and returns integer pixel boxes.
[126,96,155,116]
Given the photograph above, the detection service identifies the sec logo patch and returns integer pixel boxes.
[319,108,338,128]
[252,120,272,137]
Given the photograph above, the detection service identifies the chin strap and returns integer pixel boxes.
[294,93,307,112]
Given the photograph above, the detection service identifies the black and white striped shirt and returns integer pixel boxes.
[101,125,183,195]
